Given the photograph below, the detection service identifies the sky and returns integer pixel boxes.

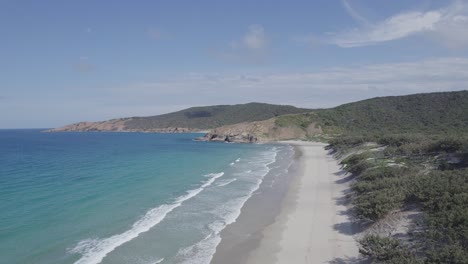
[1,0,468,128]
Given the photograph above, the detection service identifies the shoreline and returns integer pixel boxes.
[210,143,298,264]
[211,141,361,264]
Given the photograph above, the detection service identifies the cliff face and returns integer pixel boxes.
[196,117,322,143]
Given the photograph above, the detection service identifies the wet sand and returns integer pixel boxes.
[211,141,360,264]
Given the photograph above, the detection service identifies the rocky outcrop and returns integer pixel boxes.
[47,112,322,144]
[195,132,258,143]
[196,117,322,143]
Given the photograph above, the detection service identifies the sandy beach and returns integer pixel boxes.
[212,141,360,264]
[252,141,360,263]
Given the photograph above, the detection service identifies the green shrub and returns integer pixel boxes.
[425,243,468,264]
[353,188,405,221]
[409,169,468,262]
[359,235,421,263]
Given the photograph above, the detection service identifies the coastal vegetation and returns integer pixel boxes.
[274,90,468,136]
[125,102,311,129]
[50,102,311,132]
[322,92,468,263]
[336,138,468,263]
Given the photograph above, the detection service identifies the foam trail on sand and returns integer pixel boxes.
[70,172,224,264]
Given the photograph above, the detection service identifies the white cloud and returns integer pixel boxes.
[342,0,369,26]
[147,29,162,40]
[214,24,269,63]
[74,57,94,73]
[242,24,267,49]
[331,0,468,48]
[111,57,468,110]
[431,1,468,48]
[11,57,467,127]
[147,28,170,41]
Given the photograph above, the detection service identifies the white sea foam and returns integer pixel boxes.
[70,172,224,264]
[176,197,245,264]
[235,158,240,162]
[153,258,164,264]
[175,147,279,264]
[216,178,237,187]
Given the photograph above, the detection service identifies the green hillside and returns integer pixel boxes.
[275,90,468,136]
[320,90,468,134]
[319,91,468,263]
[124,102,310,130]
[272,91,468,263]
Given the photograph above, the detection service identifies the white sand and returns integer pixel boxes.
[246,141,360,264]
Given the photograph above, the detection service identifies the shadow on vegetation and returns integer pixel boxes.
[333,221,365,236]
[333,192,368,236]
[328,256,369,264]
[335,195,351,206]
[335,173,354,184]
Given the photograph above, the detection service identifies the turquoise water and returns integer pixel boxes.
[0,130,292,264]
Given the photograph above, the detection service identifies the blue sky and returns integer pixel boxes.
[1,0,468,128]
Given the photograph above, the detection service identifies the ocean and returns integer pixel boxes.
[0,129,293,264]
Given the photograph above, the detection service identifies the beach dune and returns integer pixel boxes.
[246,141,360,264]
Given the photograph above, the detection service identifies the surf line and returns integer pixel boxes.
[70,172,225,264]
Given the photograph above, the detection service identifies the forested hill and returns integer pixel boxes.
[316,90,468,135]
[267,90,468,138]
[48,103,311,132]
[198,90,468,142]
[125,102,310,130]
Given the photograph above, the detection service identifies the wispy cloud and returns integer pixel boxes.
[14,57,467,126]
[147,28,169,41]
[214,24,269,64]
[74,57,95,73]
[113,57,468,110]
[342,0,370,26]
[242,24,267,50]
[331,0,468,48]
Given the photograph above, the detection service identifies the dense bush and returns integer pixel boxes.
[411,169,468,263]
[334,132,468,262]
[329,136,370,151]
[342,154,414,221]
[324,91,468,262]
[315,91,468,135]
[359,235,421,263]
[425,243,468,264]
[341,152,373,175]
[353,188,406,221]
[125,102,311,129]
[274,112,317,128]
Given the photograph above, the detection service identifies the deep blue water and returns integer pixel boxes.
[0,130,291,264]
